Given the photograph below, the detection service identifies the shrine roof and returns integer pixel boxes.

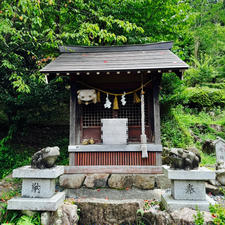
[40,41,189,74]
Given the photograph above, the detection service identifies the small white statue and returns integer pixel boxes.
[77,89,97,105]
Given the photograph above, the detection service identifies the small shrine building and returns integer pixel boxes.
[40,41,188,174]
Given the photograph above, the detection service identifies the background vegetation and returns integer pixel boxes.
[0,0,225,176]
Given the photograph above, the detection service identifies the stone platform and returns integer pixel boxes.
[7,166,65,211]
[161,191,214,211]
[8,192,65,211]
[161,166,216,211]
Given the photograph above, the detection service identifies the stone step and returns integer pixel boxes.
[65,187,165,201]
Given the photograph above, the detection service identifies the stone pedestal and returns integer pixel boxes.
[161,166,215,211]
[8,166,65,211]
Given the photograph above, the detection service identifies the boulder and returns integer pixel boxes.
[155,174,171,189]
[84,174,109,188]
[171,208,213,225]
[142,208,172,225]
[75,198,142,225]
[41,203,79,225]
[202,140,215,155]
[143,207,213,225]
[59,174,85,189]
[133,174,155,190]
[205,182,220,196]
[210,124,223,132]
[216,170,225,185]
[108,174,133,189]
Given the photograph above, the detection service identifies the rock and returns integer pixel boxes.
[209,179,220,186]
[205,182,220,195]
[133,174,155,190]
[142,208,172,225]
[202,140,215,155]
[75,198,142,225]
[143,208,213,225]
[155,174,171,189]
[22,210,37,217]
[171,208,213,225]
[216,170,225,185]
[41,203,79,225]
[108,174,133,189]
[210,124,223,132]
[41,212,51,225]
[59,174,85,189]
[52,203,79,225]
[84,174,109,188]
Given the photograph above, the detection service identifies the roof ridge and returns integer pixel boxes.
[59,41,173,53]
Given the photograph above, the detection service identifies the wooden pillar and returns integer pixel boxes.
[69,78,76,166]
[153,75,162,166]
[153,76,161,144]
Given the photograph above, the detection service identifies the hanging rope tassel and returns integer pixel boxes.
[140,87,148,158]
[97,90,101,103]
[113,96,119,110]
[133,92,141,103]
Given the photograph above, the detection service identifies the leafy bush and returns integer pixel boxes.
[0,204,41,225]
[181,87,225,108]
[161,110,193,148]
[184,55,215,87]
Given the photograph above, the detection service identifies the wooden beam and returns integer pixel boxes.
[64,166,162,174]
[69,79,76,165]
[68,144,163,152]
[153,76,161,144]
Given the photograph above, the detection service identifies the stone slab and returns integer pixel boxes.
[163,165,215,180]
[66,187,165,201]
[7,192,65,211]
[215,138,225,163]
[13,166,64,179]
[171,180,206,200]
[161,191,215,212]
[101,118,128,144]
[22,179,55,198]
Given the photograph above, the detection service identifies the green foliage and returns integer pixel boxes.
[161,108,193,148]
[184,55,215,87]
[193,207,205,225]
[0,204,41,225]
[209,204,225,224]
[200,152,216,166]
[181,87,225,108]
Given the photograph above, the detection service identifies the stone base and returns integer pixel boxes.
[22,178,55,198]
[13,166,64,179]
[7,192,65,211]
[161,191,215,212]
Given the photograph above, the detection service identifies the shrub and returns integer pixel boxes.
[181,87,225,108]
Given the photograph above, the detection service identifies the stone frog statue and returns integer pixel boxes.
[169,148,201,170]
[77,89,97,105]
[31,146,60,169]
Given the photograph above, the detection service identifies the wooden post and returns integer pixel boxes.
[153,75,162,166]
[153,76,161,145]
[69,78,76,166]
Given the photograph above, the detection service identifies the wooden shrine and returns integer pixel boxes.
[40,42,189,174]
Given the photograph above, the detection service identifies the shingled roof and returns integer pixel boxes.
[40,42,188,74]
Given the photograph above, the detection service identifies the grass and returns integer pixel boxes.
[161,105,225,166]
[200,152,216,166]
